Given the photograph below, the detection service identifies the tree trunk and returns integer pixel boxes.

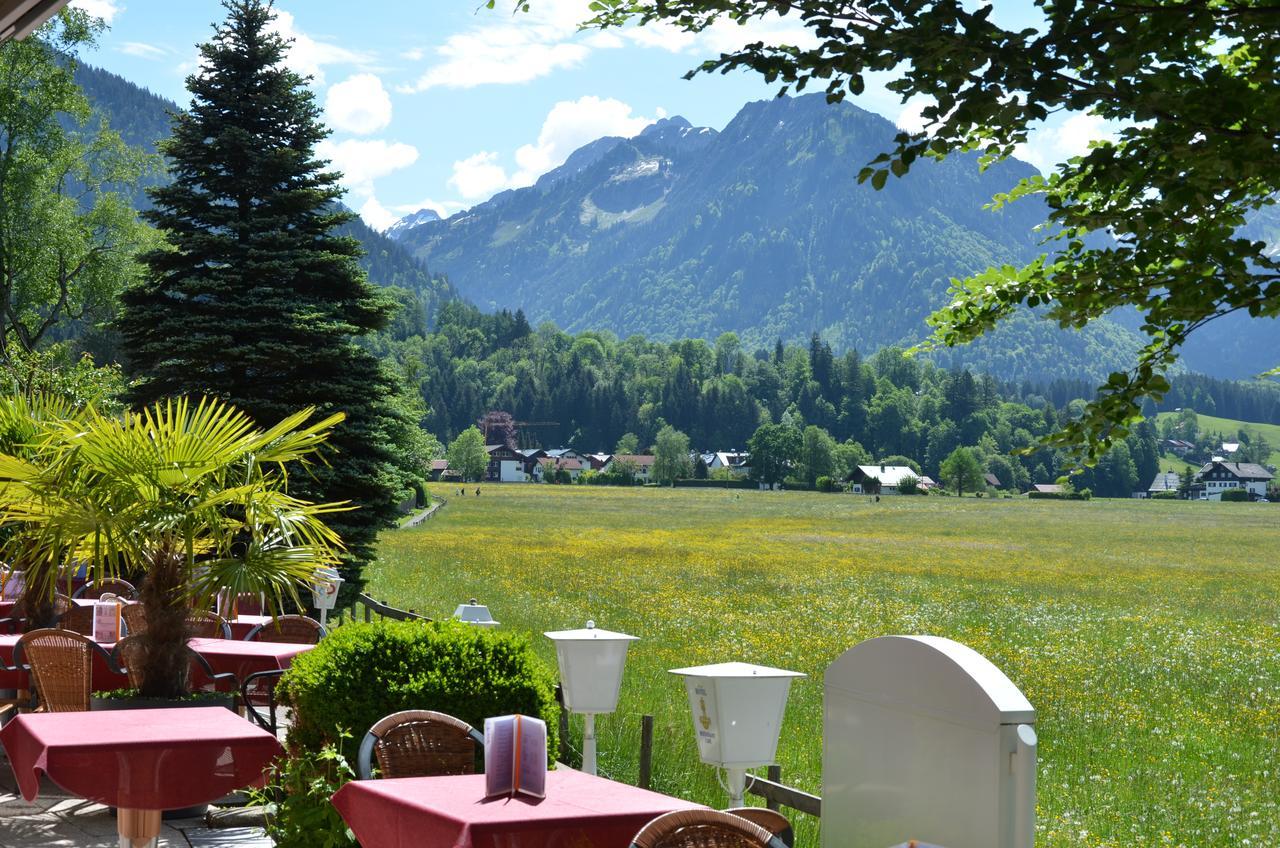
[136,544,192,698]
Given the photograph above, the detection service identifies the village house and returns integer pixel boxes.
[587,453,612,471]
[428,458,450,481]
[983,473,1003,490]
[1145,471,1181,497]
[1163,438,1195,456]
[603,454,657,482]
[1192,460,1273,500]
[533,456,585,482]
[485,444,530,483]
[847,464,921,495]
[708,451,750,476]
[1028,484,1065,495]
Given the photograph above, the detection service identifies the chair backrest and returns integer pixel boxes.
[113,634,147,689]
[218,590,265,617]
[18,629,98,712]
[357,709,485,780]
[57,604,96,637]
[73,578,138,600]
[120,604,148,636]
[725,809,794,848]
[629,810,784,848]
[186,610,232,639]
[245,615,326,644]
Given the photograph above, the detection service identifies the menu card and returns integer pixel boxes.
[484,714,547,800]
[92,599,123,642]
[1,570,24,600]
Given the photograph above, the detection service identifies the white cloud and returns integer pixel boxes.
[1016,112,1118,172]
[895,97,933,135]
[317,138,419,196]
[400,3,812,92]
[269,9,370,85]
[70,0,121,23]
[325,74,392,136]
[445,96,659,203]
[358,196,399,232]
[119,41,168,60]
[512,96,656,185]
[448,152,513,201]
[392,197,467,219]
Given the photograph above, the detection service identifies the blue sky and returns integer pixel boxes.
[69,0,1109,231]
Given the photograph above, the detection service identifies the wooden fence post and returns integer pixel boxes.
[638,715,654,789]
[766,765,782,811]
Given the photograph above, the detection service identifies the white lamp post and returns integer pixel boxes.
[670,661,806,806]
[453,598,499,627]
[311,566,342,627]
[544,620,638,775]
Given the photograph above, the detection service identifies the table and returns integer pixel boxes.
[187,637,311,682]
[331,768,705,848]
[0,706,282,847]
[0,597,100,618]
[0,633,127,691]
[228,614,273,640]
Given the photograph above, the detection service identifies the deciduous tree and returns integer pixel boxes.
[941,446,985,497]
[448,426,490,482]
[653,425,692,485]
[748,423,801,486]
[0,9,153,359]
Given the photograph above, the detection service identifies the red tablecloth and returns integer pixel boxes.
[0,597,101,618]
[0,634,127,691]
[0,707,282,808]
[228,614,273,640]
[188,637,310,681]
[331,769,705,848]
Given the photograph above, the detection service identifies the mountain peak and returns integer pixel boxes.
[387,207,441,239]
[640,116,693,136]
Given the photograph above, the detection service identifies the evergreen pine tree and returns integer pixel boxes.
[116,0,413,598]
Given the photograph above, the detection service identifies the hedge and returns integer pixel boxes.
[673,478,757,489]
[1028,489,1093,500]
[278,619,560,765]
[1220,488,1252,502]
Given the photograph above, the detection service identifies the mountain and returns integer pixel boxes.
[386,207,440,240]
[71,62,453,320]
[390,93,1277,382]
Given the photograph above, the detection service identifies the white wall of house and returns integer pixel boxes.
[498,459,527,483]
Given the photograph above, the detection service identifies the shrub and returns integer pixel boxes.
[815,476,839,492]
[1221,488,1252,502]
[672,478,756,489]
[898,475,920,495]
[1152,491,1179,500]
[279,619,560,764]
[1028,489,1092,501]
[251,734,358,848]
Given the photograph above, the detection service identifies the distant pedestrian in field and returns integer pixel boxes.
[475,488,481,497]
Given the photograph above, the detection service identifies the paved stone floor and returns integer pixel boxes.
[0,763,271,847]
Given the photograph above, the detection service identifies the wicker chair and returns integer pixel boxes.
[629,811,787,848]
[357,710,486,780]
[57,604,96,637]
[73,578,138,600]
[15,629,121,712]
[112,635,237,693]
[186,610,232,639]
[218,591,265,617]
[243,615,326,644]
[120,604,148,636]
[725,809,794,848]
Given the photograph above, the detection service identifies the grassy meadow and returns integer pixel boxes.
[366,485,1280,848]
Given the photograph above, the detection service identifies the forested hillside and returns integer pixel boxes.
[72,62,453,313]
[368,298,1280,496]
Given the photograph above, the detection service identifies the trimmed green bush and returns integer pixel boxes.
[1220,488,1252,502]
[673,478,756,489]
[279,619,560,764]
[1028,489,1093,500]
[815,476,839,492]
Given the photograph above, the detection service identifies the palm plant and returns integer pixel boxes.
[0,396,347,697]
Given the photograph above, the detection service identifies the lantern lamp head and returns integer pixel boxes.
[544,621,639,715]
